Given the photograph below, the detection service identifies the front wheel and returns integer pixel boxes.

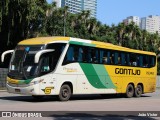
[134,85,142,97]
[126,84,134,98]
[59,85,71,101]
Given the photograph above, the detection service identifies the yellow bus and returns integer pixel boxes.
[1,37,157,101]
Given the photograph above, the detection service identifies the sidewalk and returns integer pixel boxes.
[0,88,7,92]
[0,90,6,92]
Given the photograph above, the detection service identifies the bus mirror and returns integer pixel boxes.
[1,50,14,63]
[34,49,55,63]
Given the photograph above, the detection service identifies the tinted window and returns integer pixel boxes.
[63,44,156,68]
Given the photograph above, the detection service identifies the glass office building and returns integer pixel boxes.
[55,0,97,18]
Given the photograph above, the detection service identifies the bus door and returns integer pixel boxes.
[38,53,56,95]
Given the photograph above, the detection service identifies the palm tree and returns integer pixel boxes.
[46,1,57,17]
[80,10,90,24]
[87,18,98,37]
[147,32,159,52]
[116,22,126,46]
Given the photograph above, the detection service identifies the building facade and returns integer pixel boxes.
[123,16,140,26]
[54,0,97,18]
[123,15,160,34]
[140,15,160,34]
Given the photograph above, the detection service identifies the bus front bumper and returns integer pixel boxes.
[6,83,41,95]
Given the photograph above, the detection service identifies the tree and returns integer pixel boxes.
[0,0,48,52]
[116,23,126,46]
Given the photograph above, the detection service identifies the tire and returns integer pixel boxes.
[134,85,142,97]
[59,84,71,101]
[126,84,134,98]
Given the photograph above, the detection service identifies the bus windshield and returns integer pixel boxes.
[8,43,66,80]
[8,45,44,80]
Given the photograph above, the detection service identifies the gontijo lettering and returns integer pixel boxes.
[115,68,141,75]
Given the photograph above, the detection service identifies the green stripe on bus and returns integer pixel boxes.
[79,63,116,89]
[80,63,106,88]
[69,41,96,47]
[92,65,116,89]
[18,79,33,84]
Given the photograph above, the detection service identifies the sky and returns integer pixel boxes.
[47,0,160,26]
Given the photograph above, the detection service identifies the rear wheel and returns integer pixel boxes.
[59,85,71,101]
[134,85,142,97]
[126,84,134,98]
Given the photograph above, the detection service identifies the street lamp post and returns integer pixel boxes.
[64,14,66,36]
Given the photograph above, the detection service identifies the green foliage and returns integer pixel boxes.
[0,0,48,51]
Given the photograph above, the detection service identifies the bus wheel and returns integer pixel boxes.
[134,85,142,97]
[59,84,71,101]
[126,84,134,98]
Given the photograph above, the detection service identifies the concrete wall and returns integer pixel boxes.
[0,68,8,88]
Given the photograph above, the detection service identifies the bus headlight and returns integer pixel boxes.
[30,79,44,85]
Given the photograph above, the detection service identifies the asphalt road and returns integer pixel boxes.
[0,89,160,120]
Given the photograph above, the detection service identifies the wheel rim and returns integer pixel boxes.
[62,88,69,98]
[128,87,133,95]
[136,86,142,95]
[127,85,134,97]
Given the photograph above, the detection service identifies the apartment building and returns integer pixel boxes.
[141,15,160,34]
[123,16,140,26]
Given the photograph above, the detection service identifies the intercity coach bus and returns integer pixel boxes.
[1,37,157,101]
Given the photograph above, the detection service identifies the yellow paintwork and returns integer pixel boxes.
[104,65,157,93]
[92,41,155,56]
[18,37,70,45]
[7,77,19,84]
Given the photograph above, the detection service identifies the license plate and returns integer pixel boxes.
[15,89,20,93]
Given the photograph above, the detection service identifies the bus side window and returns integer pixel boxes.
[130,53,137,66]
[78,47,83,62]
[114,52,119,65]
[107,51,111,64]
[63,46,74,65]
[126,53,130,66]
[139,55,143,67]
[73,46,79,62]
[100,50,104,64]
[39,56,51,76]
[121,53,126,65]
[143,56,149,67]
[101,50,108,64]
[136,55,140,67]
[149,56,155,68]
[82,47,89,63]
[91,48,99,64]
[67,47,74,62]
[108,52,113,64]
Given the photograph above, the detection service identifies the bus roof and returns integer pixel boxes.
[18,37,70,45]
[18,36,156,56]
